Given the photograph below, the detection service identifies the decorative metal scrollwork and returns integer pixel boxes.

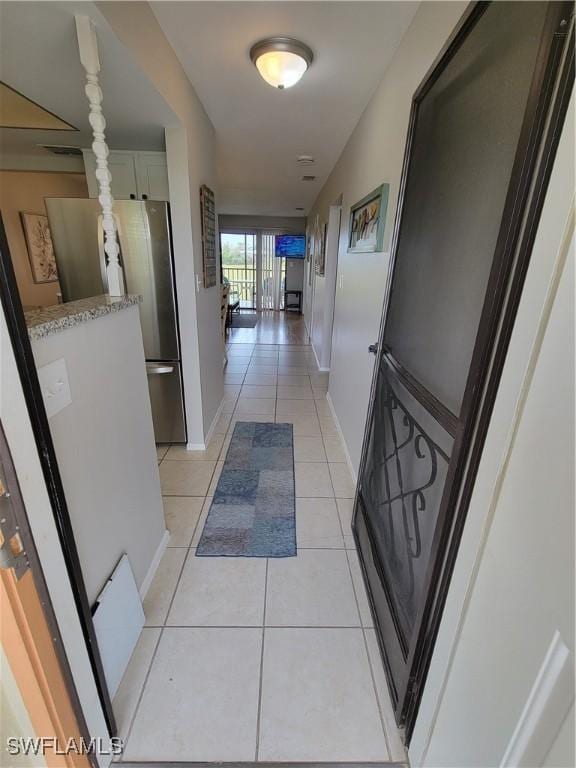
[363,363,449,609]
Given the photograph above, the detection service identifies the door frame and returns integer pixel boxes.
[321,202,343,371]
[303,219,317,336]
[0,216,117,736]
[352,0,574,743]
[0,423,94,767]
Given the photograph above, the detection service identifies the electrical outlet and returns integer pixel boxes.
[37,358,71,418]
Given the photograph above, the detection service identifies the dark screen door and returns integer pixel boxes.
[353,0,573,741]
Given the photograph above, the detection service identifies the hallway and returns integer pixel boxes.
[227,309,311,346]
[1,2,573,765]
[112,326,405,763]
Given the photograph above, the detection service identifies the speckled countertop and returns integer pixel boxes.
[25,294,142,341]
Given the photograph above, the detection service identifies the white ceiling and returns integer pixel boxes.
[152,1,418,216]
[0,1,176,164]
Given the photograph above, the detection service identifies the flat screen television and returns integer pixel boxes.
[275,234,306,258]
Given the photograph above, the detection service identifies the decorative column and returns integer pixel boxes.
[75,15,124,297]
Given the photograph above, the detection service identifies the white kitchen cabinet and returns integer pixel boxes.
[83,150,169,201]
[135,152,170,201]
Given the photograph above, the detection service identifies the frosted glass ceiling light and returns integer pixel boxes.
[250,38,313,89]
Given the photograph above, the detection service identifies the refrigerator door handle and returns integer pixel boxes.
[146,364,174,375]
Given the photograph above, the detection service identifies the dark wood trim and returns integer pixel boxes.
[381,348,458,438]
[352,0,575,746]
[0,80,78,131]
[0,214,117,735]
[412,3,489,104]
[0,424,98,768]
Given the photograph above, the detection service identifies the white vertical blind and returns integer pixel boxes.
[261,232,284,310]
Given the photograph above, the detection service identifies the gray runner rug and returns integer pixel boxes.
[196,421,296,557]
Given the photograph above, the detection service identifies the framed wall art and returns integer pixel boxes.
[200,184,217,288]
[20,212,58,283]
[348,183,389,253]
[315,220,327,276]
[306,221,315,287]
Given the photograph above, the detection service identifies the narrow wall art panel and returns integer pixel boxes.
[200,184,217,288]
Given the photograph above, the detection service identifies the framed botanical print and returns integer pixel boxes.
[348,183,389,253]
[20,212,58,283]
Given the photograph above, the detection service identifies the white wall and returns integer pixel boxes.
[98,1,223,446]
[410,93,575,768]
[307,1,467,474]
[30,307,166,604]
[219,214,306,233]
[0,310,110,764]
[424,234,574,768]
[285,258,304,293]
[0,171,88,309]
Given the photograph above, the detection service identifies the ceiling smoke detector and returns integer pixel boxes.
[297,155,315,165]
[250,37,313,89]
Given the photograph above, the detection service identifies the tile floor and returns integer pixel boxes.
[113,339,407,764]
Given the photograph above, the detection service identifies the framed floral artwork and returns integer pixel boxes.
[348,183,389,253]
[20,212,58,283]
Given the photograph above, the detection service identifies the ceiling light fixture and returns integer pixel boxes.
[250,37,313,90]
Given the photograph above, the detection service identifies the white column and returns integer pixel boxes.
[75,16,124,297]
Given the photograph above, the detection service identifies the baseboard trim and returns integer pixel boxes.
[139,529,170,601]
[186,396,225,452]
[311,342,330,373]
[204,396,225,447]
[326,391,357,484]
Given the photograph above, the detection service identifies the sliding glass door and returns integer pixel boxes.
[221,231,287,310]
[220,232,257,308]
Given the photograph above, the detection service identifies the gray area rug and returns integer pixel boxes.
[196,422,296,557]
[230,312,259,328]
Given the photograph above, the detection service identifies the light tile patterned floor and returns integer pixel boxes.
[114,337,406,764]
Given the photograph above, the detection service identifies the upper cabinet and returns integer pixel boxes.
[136,153,170,202]
[82,150,169,202]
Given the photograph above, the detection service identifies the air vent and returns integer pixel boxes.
[39,144,83,156]
[302,175,316,182]
[295,207,305,211]
[297,155,315,165]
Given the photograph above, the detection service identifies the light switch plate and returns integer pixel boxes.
[37,358,71,418]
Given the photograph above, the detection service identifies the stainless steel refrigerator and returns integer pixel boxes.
[45,198,186,444]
